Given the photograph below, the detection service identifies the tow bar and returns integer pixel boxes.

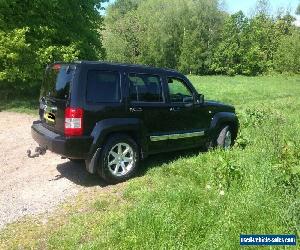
[27,146,47,158]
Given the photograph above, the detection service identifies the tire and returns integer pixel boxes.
[216,125,233,149]
[97,134,139,184]
[207,125,233,150]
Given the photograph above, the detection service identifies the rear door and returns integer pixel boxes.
[82,68,126,136]
[126,72,171,153]
[40,64,76,134]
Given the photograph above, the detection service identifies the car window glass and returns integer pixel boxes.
[86,71,120,103]
[129,74,163,102]
[167,78,193,103]
[41,65,75,100]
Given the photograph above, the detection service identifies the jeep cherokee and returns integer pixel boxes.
[31,61,239,183]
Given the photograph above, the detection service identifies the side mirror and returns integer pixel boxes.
[196,94,204,104]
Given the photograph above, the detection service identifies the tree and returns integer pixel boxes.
[0,0,106,97]
[178,0,225,74]
[103,0,224,74]
[108,0,144,17]
[104,6,144,64]
[136,0,188,69]
[211,11,248,75]
[274,30,300,73]
[254,0,270,16]
[0,29,34,85]
[241,13,276,75]
[211,7,296,76]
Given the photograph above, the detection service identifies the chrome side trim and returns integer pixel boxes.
[150,131,205,142]
[169,131,205,140]
[150,134,170,142]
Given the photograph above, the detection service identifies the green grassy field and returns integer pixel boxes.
[0,75,300,249]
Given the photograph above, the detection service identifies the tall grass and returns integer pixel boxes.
[0,75,299,249]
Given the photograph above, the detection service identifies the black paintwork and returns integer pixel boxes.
[31,61,239,173]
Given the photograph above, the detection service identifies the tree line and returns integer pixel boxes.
[104,0,300,75]
[0,0,105,98]
[0,0,299,98]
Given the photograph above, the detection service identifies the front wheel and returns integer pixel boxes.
[207,125,233,150]
[97,134,139,184]
[216,125,233,149]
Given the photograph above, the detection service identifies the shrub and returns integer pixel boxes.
[274,31,300,74]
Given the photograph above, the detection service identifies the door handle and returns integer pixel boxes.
[129,107,143,112]
[184,102,193,108]
[170,107,181,112]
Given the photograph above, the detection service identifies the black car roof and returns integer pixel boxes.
[54,61,184,77]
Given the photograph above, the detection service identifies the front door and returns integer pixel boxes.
[163,77,209,150]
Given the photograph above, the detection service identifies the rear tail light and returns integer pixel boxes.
[52,64,61,71]
[64,107,83,136]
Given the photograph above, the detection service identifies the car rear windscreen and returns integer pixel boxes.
[40,64,75,100]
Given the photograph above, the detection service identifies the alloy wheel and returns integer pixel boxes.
[224,130,232,149]
[108,143,134,177]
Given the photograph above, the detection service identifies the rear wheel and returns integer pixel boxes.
[97,134,139,184]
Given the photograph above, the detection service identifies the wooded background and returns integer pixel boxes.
[0,0,299,98]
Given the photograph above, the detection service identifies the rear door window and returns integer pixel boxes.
[128,73,163,102]
[86,71,121,103]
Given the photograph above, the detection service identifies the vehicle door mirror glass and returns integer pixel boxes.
[197,94,204,104]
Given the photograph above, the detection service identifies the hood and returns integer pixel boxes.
[204,100,235,113]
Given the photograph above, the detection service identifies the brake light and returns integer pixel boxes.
[64,108,83,136]
[53,64,61,71]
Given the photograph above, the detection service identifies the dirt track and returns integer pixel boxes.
[0,112,103,229]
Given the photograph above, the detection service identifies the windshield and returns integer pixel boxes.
[40,64,75,100]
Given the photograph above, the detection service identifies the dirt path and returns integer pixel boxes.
[0,112,103,229]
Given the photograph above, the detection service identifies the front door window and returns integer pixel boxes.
[167,78,193,103]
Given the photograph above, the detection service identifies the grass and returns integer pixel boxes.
[0,98,38,115]
[0,75,300,249]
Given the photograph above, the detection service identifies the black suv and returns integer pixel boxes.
[31,61,238,183]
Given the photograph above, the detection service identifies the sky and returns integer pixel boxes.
[101,0,300,25]
[224,0,299,15]
[102,0,299,14]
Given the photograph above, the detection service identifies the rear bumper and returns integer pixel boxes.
[31,121,93,159]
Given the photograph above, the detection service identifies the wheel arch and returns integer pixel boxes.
[209,112,239,141]
[85,118,147,174]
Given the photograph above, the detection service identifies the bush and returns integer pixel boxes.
[274,31,300,74]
